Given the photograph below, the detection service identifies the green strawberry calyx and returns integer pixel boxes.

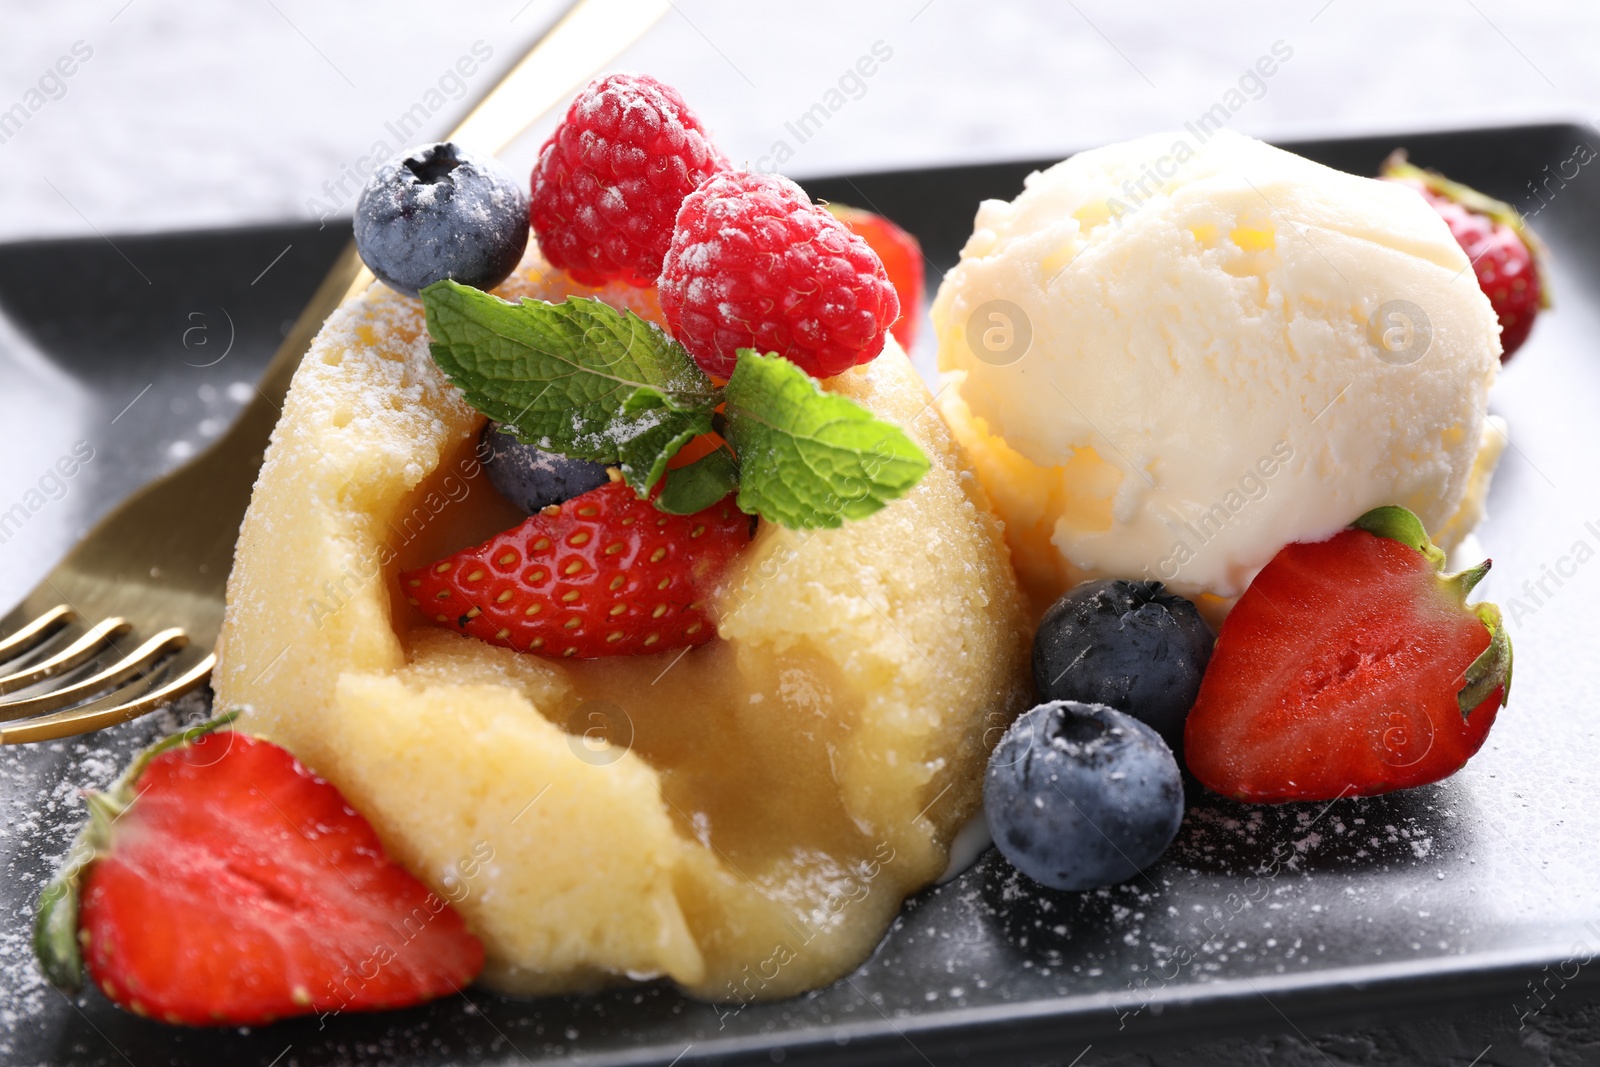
[1461,602,1514,720]
[33,710,242,992]
[1350,505,1513,720]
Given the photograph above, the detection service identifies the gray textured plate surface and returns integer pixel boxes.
[1,124,1597,1066]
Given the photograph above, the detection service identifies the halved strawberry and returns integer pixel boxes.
[824,202,925,351]
[1382,150,1548,361]
[401,480,749,659]
[1184,506,1512,803]
[35,713,483,1025]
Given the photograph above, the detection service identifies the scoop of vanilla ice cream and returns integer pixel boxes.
[933,129,1503,609]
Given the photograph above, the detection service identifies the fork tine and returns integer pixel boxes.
[0,617,130,696]
[0,605,75,665]
[0,629,188,723]
[0,650,216,745]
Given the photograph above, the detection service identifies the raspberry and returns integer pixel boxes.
[659,171,901,380]
[529,73,724,288]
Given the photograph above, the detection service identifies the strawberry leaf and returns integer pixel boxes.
[1445,558,1492,601]
[421,283,720,498]
[1349,506,1511,718]
[722,350,928,529]
[1351,505,1448,569]
[33,871,82,990]
[1460,602,1514,717]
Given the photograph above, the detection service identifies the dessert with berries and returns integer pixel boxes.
[36,74,1543,1021]
[204,73,1031,1003]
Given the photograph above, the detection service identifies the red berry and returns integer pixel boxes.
[1184,507,1512,803]
[1381,152,1546,361]
[659,171,901,380]
[401,480,749,659]
[1429,192,1542,357]
[529,73,725,288]
[825,202,925,351]
[61,727,482,1024]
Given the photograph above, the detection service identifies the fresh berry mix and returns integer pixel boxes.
[824,202,925,351]
[529,73,724,287]
[985,700,1184,891]
[35,716,483,1024]
[481,423,612,514]
[659,171,901,380]
[400,76,930,664]
[1185,506,1512,803]
[1032,579,1214,754]
[1382,151,1546,361]
[355,141,529,298]
[401,480,749,659]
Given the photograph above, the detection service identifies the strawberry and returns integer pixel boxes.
[402,479,749,659]
[1382,150,1548,361]
[34,713,483,1024]
[1184,506,1512,803]
[824,202,926,351]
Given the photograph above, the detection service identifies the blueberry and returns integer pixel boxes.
[354,141,529,298]
[985,700,1183,891]
[1032,578,1213,753]
[480,423,611,513]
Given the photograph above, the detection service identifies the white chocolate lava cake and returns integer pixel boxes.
[213,245,1033,1000]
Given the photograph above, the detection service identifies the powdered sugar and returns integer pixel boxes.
[0,692,208,1058]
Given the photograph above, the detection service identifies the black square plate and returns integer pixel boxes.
[3,123,1598,1066]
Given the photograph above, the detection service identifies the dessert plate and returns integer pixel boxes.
[2,122,1597,1066]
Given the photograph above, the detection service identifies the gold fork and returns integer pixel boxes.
[0,0,668,744]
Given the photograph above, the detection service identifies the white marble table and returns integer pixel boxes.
[0,0,1595,242]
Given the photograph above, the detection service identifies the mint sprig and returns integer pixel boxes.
[419,284,928,530]
[722,352,930,528]
[657,446,740,515]
[421,281,719,497]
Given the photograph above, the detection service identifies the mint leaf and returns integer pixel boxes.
[420,289,926,528]
[421,282,720,496]
[722,350,929,528]
[656,446,740,515]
